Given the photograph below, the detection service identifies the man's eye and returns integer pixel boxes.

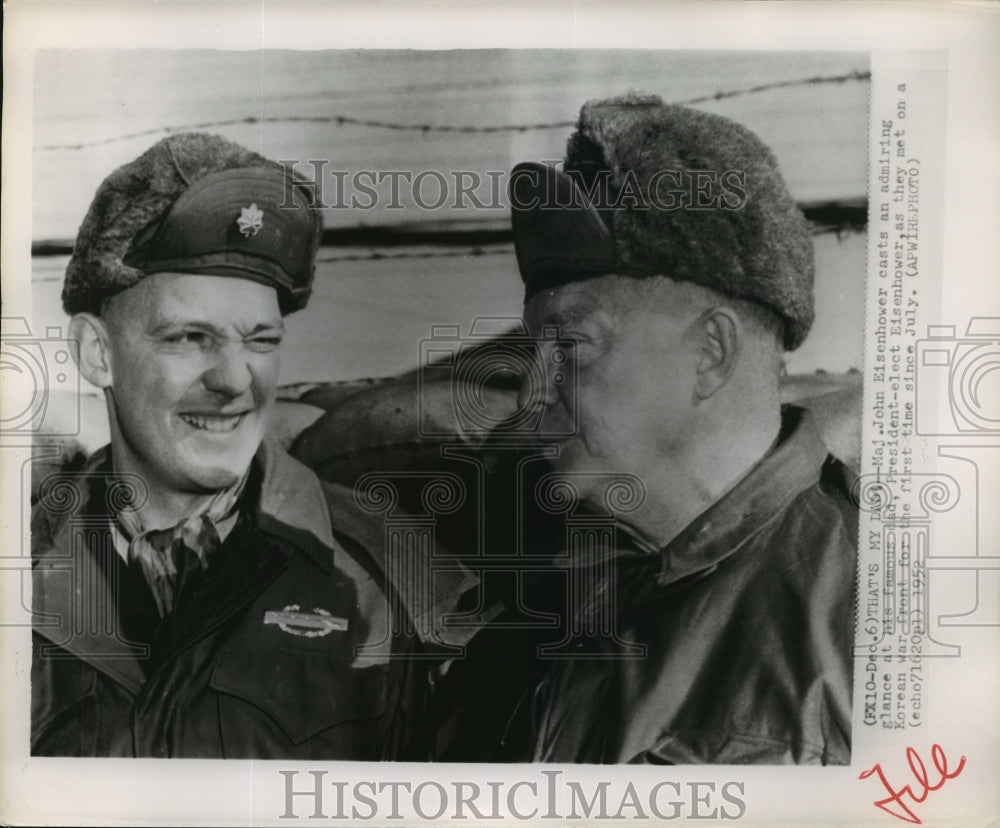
[163,331,208,345]
[246,336,283,352]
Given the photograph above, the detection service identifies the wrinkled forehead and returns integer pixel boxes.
[523,275,620,331]
[524,273,681,334]
[103,272,283,332]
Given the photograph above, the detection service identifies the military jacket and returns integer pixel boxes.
[438,407,859,765]
[30,441,458,759]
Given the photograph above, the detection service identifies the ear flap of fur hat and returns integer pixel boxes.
[62,132,285,315]
[564,94,815,351]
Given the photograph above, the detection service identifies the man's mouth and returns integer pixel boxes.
[179,412,249,433]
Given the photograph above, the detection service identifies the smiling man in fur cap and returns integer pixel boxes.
[30,133,446,759]
[438,95,858,765]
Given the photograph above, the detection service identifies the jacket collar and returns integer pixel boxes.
[34,449,148,693]
[38,438,336,562]
[254,439,335,573]
[653,405,830,586]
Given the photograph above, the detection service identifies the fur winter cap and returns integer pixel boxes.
[62,132,322,316]
[510,94,815,351]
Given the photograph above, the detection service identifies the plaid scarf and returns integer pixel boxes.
[114,475,247,618]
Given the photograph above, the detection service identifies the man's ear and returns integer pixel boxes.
[693,306,740,401]
[68,313,114,389]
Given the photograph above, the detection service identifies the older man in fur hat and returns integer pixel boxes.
[30,133,450,758]
[437,95,858,765]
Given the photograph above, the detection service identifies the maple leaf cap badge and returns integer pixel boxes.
[237,203,264,238]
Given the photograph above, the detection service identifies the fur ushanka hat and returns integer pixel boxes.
[62,132,322,316]
[510,94,816,351]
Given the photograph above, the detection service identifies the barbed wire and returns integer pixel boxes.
[29,247,516,280]
[314,246,512,265]
[37,70,869,152]
[29,220,864,278]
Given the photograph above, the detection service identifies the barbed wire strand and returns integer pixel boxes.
[29,222,864,280]
[38,70,869,152]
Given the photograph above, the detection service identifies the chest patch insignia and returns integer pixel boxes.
[264,604,348,637]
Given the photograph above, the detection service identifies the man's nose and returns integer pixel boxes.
[202,342,253,397]
[516,342,561,411]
